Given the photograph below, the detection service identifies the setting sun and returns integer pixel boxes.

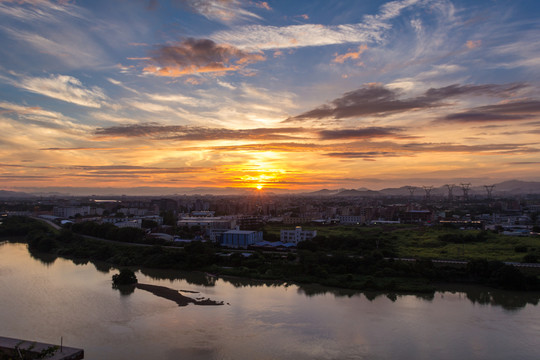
[256,184,263,190]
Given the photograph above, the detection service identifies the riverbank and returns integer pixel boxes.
[2,216,540,293]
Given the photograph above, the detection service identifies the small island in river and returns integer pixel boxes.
[135,283,224,306]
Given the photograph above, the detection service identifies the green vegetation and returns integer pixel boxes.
[2,217,539,292]
[112,268,138,285]
[70,222,146,243]
[267,223,540,263]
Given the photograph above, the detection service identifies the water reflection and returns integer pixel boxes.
[2,242,540,359]
[93,261,113,274]
[28,248,57,266]
[440,284,540,311]
[16,241,540,311]
[112,283,136,295]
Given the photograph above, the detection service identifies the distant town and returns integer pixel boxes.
[2,180,540,249]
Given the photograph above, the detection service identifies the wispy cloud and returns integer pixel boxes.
[0,0,84,23]
[439,100,540,123]
[174,0,262,23]
[11,74,108,108]
[94,122,305,141]
[143,38,266,77]
[211,0,422,50]
[0,100,92,132]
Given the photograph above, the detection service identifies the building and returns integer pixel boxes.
[282,215,314,225]
[338,215,364,224]
[221,229,263,248]
[280,226,317,244]
[53,206,91,218]
[177,217,234,229]
[114,219,142,228]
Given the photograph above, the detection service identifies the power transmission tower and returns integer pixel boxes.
[423,186,433,201]
[406,186,416,208]
[484,184,495,199]
[445,184,455,202]
[460,183,471,201]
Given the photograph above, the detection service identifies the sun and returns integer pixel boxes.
[256,184,263,190]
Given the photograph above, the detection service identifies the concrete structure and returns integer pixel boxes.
[280,226,317,244]
[221,229,263,248]
[0,336,84,359]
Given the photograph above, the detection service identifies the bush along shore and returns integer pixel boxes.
[2,216,540,293]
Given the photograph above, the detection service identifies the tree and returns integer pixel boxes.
[112,268,138,285]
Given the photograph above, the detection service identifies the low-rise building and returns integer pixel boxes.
[221,229,263,248]
[114,219,142,228]
[280,226,317,244]
[177,217,234,229]
[338,215,364,224]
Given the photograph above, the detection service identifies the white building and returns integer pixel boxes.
[280,226,317,244]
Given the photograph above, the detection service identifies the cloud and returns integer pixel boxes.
[143,38,265,77]
[285,82,528,122]
[254,1,271,11]
[211,0,422,50]
[0,0,83,23]
[321,140,540,159]
[174,0,261,23]
[333,44,368,64]
[0,100,92,132]
[439,100,540,123]
[324,151,400,158]
[94,122,305,141]
[317,127,408,140]
[12,74,107,108]
[466,40,481,49]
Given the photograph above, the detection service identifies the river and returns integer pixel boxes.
[1,241,539,359]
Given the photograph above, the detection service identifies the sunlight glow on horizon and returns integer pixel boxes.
[0,0,538,193]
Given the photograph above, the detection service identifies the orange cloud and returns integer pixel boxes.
[255,1,271,10]
[333,44,368,64]
[466,40,482,49]
[143,38,266,77]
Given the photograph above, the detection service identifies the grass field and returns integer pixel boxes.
[264,223,539,262]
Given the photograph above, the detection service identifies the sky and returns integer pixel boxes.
[0,0,539,194]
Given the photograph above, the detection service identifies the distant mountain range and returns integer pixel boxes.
[303,180,540,197]
[0,190,34,198]
[1,180,540,197]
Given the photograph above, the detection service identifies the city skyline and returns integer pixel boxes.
[1,0,539,193]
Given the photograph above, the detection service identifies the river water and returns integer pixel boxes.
[1,241,539,359]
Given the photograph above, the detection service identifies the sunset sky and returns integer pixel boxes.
[1,0,539,194]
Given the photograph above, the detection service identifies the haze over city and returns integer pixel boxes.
[1,0,539,194]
